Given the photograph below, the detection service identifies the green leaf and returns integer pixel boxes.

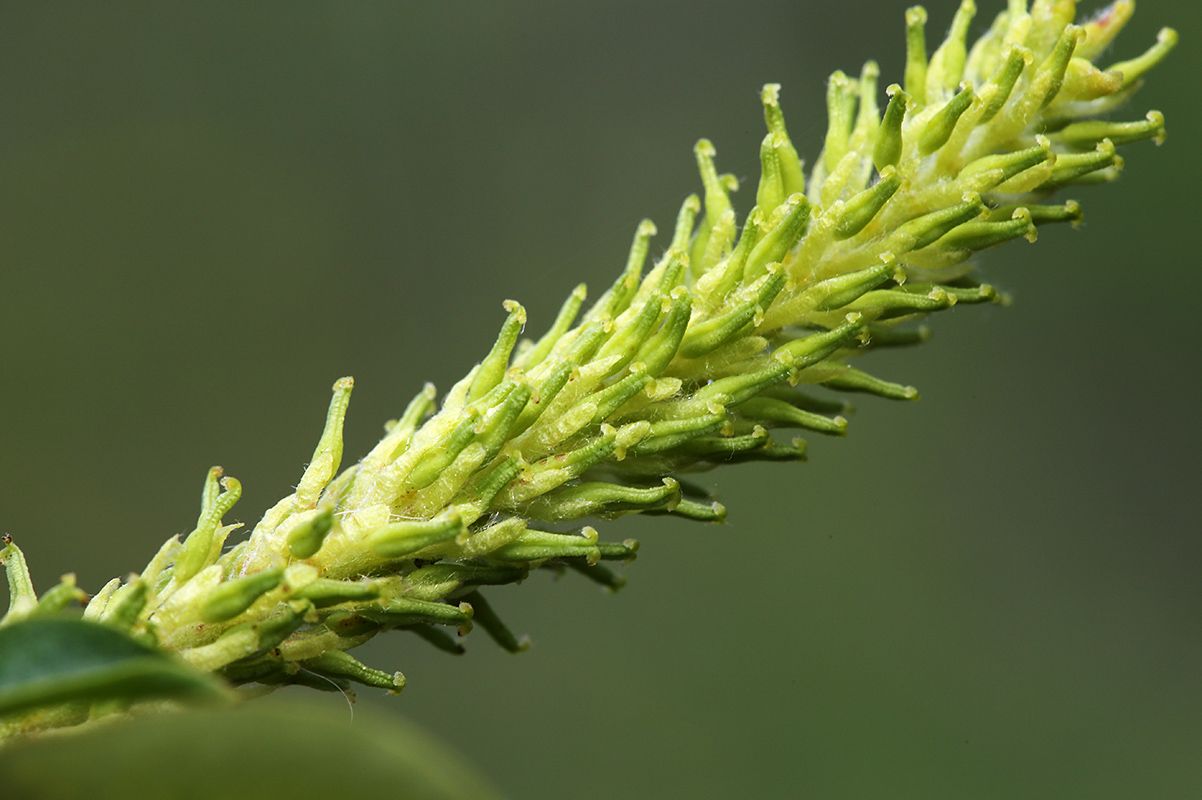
[0,618,231,718]
[0,697,506,800]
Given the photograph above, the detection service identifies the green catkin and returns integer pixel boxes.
[9,2,1173,735]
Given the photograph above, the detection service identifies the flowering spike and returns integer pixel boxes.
[492,528,601,564]
[965,7,1010,81]
[1003,0,1031,44]
[699,209,737,275]
[845,287,957,318]
[500,429,619,507]
[695,209,762,311]
[901,281,1000,305]
[775,318,866,371]
[631,414,726,456]
[682,425,772,457]
[988,200,1082,226]
[9,1,1174,728]
[405,623,465,655]
[767,260,899,330]
[630,248,686,311]
[1056,57,1123,103]
[454,457,523,524]
[715,437,808,464]
[511,362,573,437]
[566,560,627,592]
[363,383,437,473]
[475,382,533,462]
[367,596,473,629]
[406,412,479,490]
[596,294,668,373]
[191,599,311,669]
[104,578,150,631]
[851,61,882,166]
[29,574,86,618]
[863,325,931,348]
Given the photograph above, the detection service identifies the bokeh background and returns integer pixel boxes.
[2,2,1199,797]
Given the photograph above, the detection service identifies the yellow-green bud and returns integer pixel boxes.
[761,83,807,197]
[744,194,811,280]
[460,590,529,653]
[286,506,336,560]
[367,512,466,560]
[979,46,1031,123]
[633,288,692,377]
[521,478,680,522]
[302,650,405,693]
[925,0,975,98]
[491,528,601,564]
[873,85,909,171]
[904,6,929,104]
[1050,111,1165,150]
[199,568,284,624]
[515,283,587,371]
[679,268,785,359]
[919,84,977,154]
[468,301,526,403]
[736,397,848,437]
[834,166,904,240]
[821,365,919,401]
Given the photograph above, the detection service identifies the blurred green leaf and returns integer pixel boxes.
[0,618,231,718]
[0,697,506,800]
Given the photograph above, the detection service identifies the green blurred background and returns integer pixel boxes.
[2,2,1199,797]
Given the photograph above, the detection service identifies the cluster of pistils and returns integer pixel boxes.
[30,1,1166,705]
[744,0,1172,321]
